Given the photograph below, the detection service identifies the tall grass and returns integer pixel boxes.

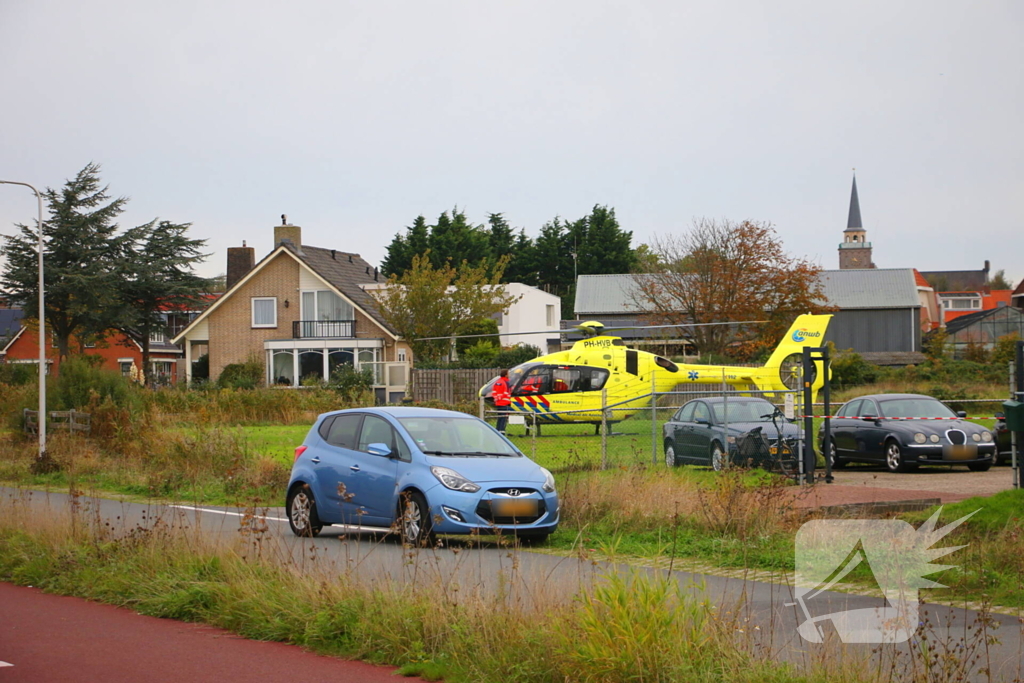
[0,489,876,683]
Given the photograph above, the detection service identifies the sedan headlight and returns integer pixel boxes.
[981,431,993,443]
[971,433,981,443]
[930,434,940,443]
[430,466,481,493]
[914,433,926,444]
[540,467,556,493]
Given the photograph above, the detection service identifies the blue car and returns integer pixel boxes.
[286,406,559,545]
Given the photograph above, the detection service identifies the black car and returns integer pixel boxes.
[821,393,995,473]
[663,397,801,471]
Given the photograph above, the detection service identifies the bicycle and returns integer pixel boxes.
[733,407,800,480]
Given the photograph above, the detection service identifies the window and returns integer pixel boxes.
[546,304,556,327]
[397,349,407,362]
[322,414,362,449]
[836,400,860,418]
[358,415,397,453]
[252,298,277,327]
[691,402,711,423]
[150,329,166,344]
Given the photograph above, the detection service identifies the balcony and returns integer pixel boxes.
[292,319,356,339]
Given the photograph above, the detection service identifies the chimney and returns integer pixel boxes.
[226,242,255,290]
[274,218,302,255]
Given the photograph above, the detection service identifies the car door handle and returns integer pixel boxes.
[310,457,321,464]
[350,465,360,472]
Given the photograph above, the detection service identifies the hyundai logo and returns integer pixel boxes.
[506,489,521,497]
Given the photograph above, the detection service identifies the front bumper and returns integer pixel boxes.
[427,485,560,535]
[903,442,996,464]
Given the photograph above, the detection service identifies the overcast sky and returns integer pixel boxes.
[1,1,1021,284]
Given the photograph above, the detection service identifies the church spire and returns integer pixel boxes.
[846,173,862,230]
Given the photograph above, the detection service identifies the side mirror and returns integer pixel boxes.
[995,412,1005,420]
[367,443,392,457]
[861,414,878,422]
[956,411,967,419]
[694,417,710,426]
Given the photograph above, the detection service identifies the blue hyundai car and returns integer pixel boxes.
[286,407,559,545]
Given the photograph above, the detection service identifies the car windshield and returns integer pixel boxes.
[398,416,521,457]
[878,398,956,419]
[711,401,777,423]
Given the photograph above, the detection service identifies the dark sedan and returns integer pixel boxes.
[663,397,801,471]
[821,393,995,473]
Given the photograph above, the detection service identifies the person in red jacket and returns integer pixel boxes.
[493,369,512,435]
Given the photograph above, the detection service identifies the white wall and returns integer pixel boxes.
[499,283,561,350]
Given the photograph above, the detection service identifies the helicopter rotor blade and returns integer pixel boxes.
[412,320,769,341]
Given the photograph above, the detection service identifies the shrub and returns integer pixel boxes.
[459,341,500,368]
[494,344,541,368]
[328,365,375,402]
[992,333,1021,370]
[454,318,500,356]
[52,356,136,412]
[219,354,265,389]
[828,345,878,388]
[0,363,35,386]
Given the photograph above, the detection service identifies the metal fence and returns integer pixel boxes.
[479,386,809,477]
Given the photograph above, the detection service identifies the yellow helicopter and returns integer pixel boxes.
[478,313,833,427]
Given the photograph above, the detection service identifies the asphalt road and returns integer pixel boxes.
[2,486,1023,682]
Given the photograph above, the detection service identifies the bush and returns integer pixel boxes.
[455,318,500,356]
[52,356,136,411]
[328,365,375,402]
[828,346,878,388]
[494,344,542,368]
[219,355,265,389]
[459,341,500,368]
[0,363,36,386]
[992,333,1021,370]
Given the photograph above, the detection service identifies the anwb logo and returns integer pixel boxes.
[790,508,977,643]
[791,328,822,342]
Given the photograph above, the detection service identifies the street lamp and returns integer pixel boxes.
[0,180,46,463]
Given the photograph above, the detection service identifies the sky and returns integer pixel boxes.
[1,0,1021,284]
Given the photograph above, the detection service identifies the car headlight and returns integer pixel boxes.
[726,436,736,444]
[971,433,981,442]
[430,466,481,493]
[929,434,940,443]
[540,467,556,493]
[981,431,993,442]
[914,433,926,444]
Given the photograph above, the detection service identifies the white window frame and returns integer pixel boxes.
[251,297,278,328]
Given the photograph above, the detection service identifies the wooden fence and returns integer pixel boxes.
[410,368,500,404]
[23,409,92,435]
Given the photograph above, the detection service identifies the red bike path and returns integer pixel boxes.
[0,582,419,682]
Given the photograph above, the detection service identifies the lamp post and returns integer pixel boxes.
[0,180,46,463]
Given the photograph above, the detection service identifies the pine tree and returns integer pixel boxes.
[1,163,126,359]
[116,220,209,386]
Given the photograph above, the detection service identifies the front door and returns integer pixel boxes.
[343,414,400,525]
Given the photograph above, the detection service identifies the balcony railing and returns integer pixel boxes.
[292,319,356,339]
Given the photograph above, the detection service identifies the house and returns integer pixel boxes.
[944,306,1024,359]
[1,323,184,383]
[172,221,413,402]
[0,308,24,355]
[1014,278,1024,311]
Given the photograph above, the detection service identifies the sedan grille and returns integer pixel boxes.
[946,430,966,446]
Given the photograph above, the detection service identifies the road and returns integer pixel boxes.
[2,486,1022,682]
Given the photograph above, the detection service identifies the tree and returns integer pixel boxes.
[990,269,1013,290]
[115,220,209,386]
[630,218,827,358]
[1,163,126,360]
[372,252,520,363]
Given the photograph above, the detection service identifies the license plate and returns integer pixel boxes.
[491,498,538,518]
[769,446,790,455]
[943,444,977,461]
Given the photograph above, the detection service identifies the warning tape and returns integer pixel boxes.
[797,415,1003,421]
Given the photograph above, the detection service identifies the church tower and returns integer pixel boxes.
[838,173,874,269]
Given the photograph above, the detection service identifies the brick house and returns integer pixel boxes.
[172,222,412,402]
[1,322,184,383]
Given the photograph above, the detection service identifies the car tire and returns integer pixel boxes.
[828,439,847,469]
[710,442,726,472]
[884,440,916,473]
[399,490,434,548]
[665,441,678,467]
[968,461,992,472]
[287,484,323,537]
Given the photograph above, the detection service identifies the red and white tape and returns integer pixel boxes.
[797,415,1001,421]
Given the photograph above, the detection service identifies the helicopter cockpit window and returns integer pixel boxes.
[514,366,551,395]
